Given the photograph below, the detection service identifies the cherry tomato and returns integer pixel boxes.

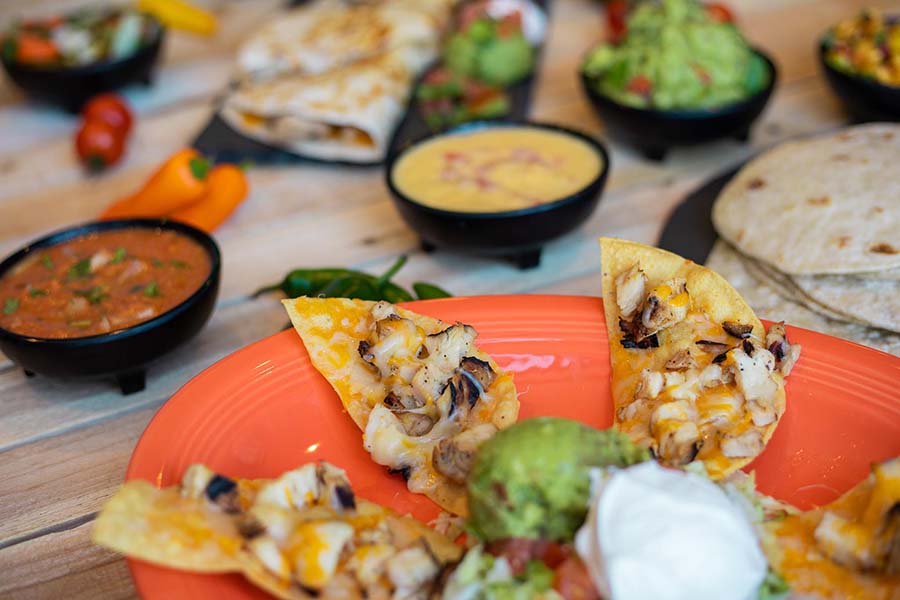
[606,0,628,43]
[553,556,601,600]
[82,94,133,137]
[75,120,124,172]
[14,33,60,65]
[627,74,653,95]
[706,3,735,23]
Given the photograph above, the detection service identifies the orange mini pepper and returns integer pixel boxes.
[101,149,209,219]
[169,164,248,232]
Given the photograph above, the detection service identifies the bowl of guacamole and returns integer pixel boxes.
[579,0,776,160]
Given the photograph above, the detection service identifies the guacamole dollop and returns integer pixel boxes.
[582,0,769,109]
[467,417,650,542]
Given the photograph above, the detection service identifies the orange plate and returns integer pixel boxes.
[126,295,900,599]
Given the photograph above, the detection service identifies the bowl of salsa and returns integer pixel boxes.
[0,219,220,394]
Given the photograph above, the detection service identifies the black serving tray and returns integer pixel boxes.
[657,163,743,264]
[192,0,550,166]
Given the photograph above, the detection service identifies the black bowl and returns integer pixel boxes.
[0,219,220,394]
[819,40,900,122]
[1,15,165,113]
[385,121,610,269]
[580,49,777,161]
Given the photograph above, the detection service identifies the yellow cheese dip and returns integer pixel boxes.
[392,127,604,213]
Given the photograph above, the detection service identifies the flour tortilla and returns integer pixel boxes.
[236,0,447,81]
[788,270,900,334]
[221,52,413,163]
[706,241,900,356]
[712,123,900,275]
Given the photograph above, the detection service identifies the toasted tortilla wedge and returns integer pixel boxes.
[599,238,797,479]
[93,463,461,600]
[283,297,518,515]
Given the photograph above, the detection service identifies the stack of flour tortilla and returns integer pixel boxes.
[220,0,456,163]
[707,123,900,355]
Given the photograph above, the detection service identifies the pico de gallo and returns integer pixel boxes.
[823,9,900,87]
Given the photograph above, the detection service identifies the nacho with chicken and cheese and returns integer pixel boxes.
[599,238,800,479]
[92,461,461,599]
[283,297,518,516]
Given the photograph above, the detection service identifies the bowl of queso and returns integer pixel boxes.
[0,219,220,394]
[386,122,609,268]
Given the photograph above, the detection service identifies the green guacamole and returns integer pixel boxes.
[466,418,649,542]
[582,0,769,110]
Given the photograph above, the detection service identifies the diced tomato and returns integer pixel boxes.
[486,539,572,576]
[458,1,488,30]
[496,11,523,38]
[606,0,628,43]
[553,556,601,600]
[424,66,453,85]
[626,74,653,95]
[15,33,60,64]
[693,65,712,85]
[706,3,735,23]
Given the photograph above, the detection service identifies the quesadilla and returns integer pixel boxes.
[712,123,900,276]
[283,297,518,516]
[236,0,447,81]
[93,461,461,599]
[763,456,900,599]
[221,52,414,163]
[599,238,800,479]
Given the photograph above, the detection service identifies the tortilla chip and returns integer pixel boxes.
[600,238,788,478]
[91,480,244,573]
[283,297,518,515]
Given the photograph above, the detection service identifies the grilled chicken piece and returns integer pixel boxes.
[650,400,701,465]
[432,423,498,483]
[398,412,435,437]
[641,279,690,336]
[720,429,764,458]
[766,321,801,376]
[615,265,647,319]
[729,346,778,403]
[255,463,355,514]
[814,458,900,574]
[180,464,240,512]
[635,369,663,400]
[665,348,695,371]
[386,543,440,598]
[722,321,753,339]
[423,324,477,375]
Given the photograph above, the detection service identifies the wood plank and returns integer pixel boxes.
[0,521,135,600]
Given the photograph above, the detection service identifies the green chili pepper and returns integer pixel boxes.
[319,275,380,301]
[253,256,452,304]
[380,282,415,303]
[413,282,453,300]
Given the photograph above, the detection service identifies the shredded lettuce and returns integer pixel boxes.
[443,546,562,600]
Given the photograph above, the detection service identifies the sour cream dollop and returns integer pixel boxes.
[574,462,766,600]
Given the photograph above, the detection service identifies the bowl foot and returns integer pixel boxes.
[734,128,751,143]
[117,370,146,395]
[23,369,35,378]
[510,249,542,270]
[640,146,667,162]
[420,240,437,253]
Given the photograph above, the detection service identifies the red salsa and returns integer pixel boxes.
[0,228,211,339]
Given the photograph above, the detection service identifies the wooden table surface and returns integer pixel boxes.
[0,0,889,597]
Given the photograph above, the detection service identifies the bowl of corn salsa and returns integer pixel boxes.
[0,219,220,394]
[820,9,900,121]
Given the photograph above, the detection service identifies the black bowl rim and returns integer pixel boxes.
[817,36,900,93]
[0,12,164,75]
[579,47,778,119]
[385,120,610,221]
[0,218,220,348]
